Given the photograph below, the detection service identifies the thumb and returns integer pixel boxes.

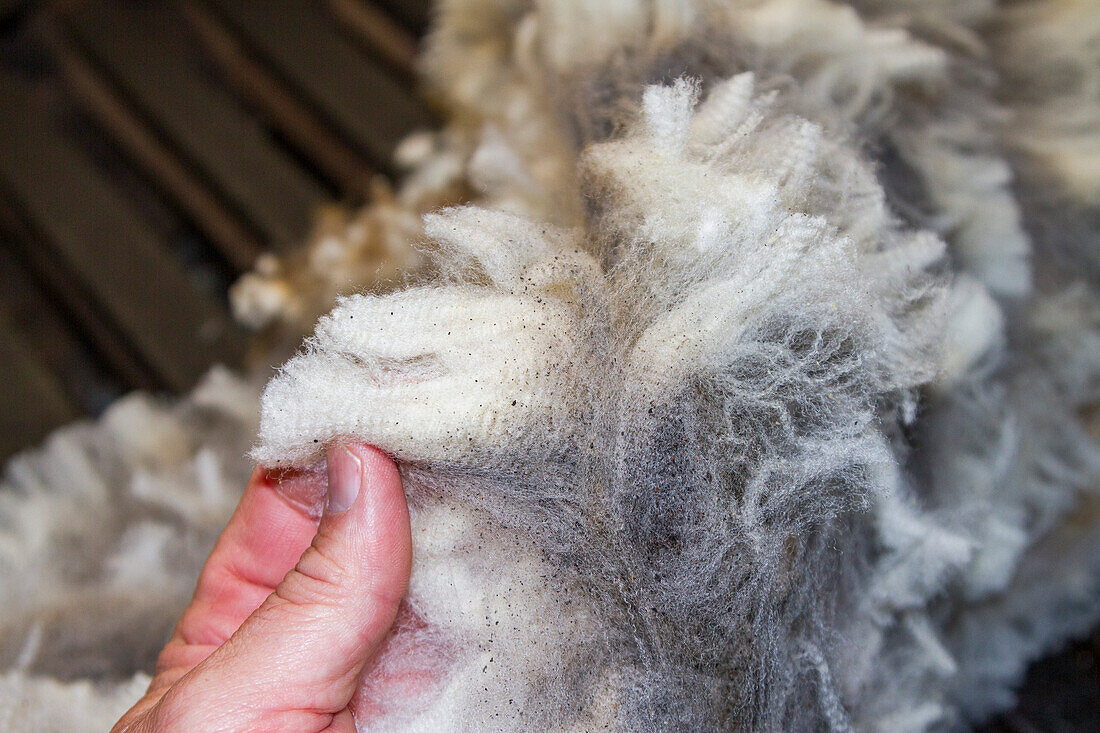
[161,443,411,732]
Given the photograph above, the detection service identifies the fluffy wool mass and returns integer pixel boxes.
[3,1,1099,731]
[258,74,949,730]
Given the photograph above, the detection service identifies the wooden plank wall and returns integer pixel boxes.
[0,0,435,460]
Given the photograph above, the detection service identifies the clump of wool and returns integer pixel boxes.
[256,75,949,729]
[253,1,1100,729]
[1,1,1097,731]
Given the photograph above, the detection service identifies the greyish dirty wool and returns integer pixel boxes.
[2,1,1099,731]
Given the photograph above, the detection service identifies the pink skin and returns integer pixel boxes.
[112,443,427,733]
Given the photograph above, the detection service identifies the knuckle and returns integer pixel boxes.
[275,544,351,608]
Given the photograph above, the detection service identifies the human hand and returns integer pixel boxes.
[112,443,412,733]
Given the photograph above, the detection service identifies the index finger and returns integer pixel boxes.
[158,465,327,676]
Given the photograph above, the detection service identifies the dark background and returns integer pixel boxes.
[0,1,1094,729]
[0,0,432,458]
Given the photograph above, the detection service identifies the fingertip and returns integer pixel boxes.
[178,443,412,721]
[327,442,405,509]
[326,445,364,513]
[262,463,329,519]
[322,442,411,593]
[346,442,401,481]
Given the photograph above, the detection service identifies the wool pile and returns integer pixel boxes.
[2,1,1099,731]
[0,369,258,729]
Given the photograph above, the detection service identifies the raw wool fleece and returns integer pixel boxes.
[0,369,259,730]
[251,0,1100,730]
[260,75,950,730]
[0,1,1096,731]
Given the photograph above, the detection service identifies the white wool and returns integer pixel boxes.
[419,0,1032,299]
[935,276,1004,389]
[2,1,1098,730]
[255,73,953,728]
[0,369,257,698]
[0,672,149,732]
[255,282,585,466]
[992,0,1100,204]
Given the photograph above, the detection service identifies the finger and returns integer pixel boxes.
[154,467,325,679]
[113,467,328,731]
[154,443,411,732]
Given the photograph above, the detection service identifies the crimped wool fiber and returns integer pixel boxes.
[3,1,1100,731]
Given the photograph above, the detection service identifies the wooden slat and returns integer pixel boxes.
[0,0,26,22]
[37,14,263,272]
[63,0,326,251]
[205,0,433,171]
[0,308,81,460]
[324,0,418,77]
[0,72,244,392]
[0,239,130,414]
[0,188,159,394]
[372,0,432,34]
[176,0,376,197]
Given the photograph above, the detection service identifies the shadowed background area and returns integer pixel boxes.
[0,0,433,458]
[0,1,1094,730]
